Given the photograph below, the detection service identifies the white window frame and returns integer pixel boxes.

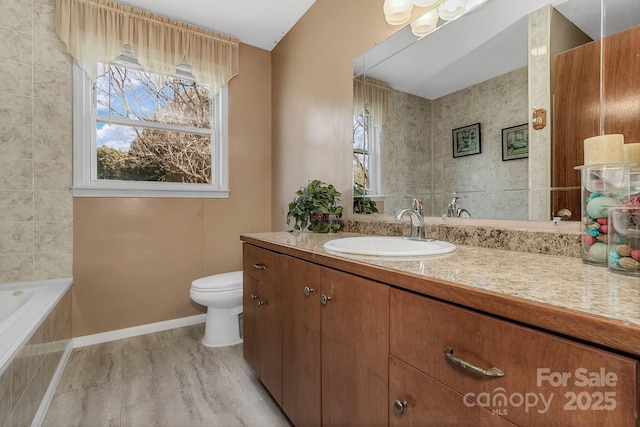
[71,62,229,198]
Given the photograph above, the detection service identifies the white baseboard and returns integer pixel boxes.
[72,314,206,348]
[31,340,74,427]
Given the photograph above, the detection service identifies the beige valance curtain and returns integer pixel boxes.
[55,0,239,94]
[353,76,389,126]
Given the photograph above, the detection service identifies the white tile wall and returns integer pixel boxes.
[382,67,530,219]
[0,0,72,282]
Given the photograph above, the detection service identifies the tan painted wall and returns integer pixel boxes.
[73,43,272,336]
[271,0,414,230]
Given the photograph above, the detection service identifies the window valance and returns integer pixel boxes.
[353,76,389,125]
[55,0,239,94]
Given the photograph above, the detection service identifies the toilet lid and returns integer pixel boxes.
[191,271,243,291]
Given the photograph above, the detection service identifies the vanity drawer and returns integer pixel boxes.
[390,355,516,427]
[243,244,282,290]
[389,288,638,427]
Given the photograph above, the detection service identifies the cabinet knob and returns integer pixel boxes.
[304,286,315,296]
[250,294,258,300]
[320,294,332,305]
[392,399,408,415]
[256,300,265,307]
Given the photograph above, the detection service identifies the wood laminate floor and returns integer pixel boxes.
[43,324,291,427]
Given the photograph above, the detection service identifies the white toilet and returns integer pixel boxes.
[190,271,243,347]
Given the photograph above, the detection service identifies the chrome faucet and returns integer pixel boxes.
[447,194,471,217]
[394,198,424,239]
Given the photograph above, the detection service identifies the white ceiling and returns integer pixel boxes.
[114,0,316,51]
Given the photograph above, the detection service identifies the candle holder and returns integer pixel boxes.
[575,164,631,266]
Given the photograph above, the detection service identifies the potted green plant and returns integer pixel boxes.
[353,183,378,214]
[287,180,343,233]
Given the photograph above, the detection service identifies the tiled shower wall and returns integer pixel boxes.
[0,0,73,283]
[0,289,72,427]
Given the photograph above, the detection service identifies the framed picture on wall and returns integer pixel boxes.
[452,123,481,158]
[502,124,529,161]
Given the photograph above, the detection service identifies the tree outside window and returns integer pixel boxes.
[95,63,214,184]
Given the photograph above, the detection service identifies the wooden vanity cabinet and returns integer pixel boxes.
[281,255,390,427]
[242,245,283,405]
[390,288,638,427]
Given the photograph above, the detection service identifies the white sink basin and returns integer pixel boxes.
[323,236,456,257]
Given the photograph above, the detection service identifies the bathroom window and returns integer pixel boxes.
[71,61,229,198]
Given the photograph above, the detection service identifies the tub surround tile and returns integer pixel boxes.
[34,129,72,162]
[0,222,33,255]
[0,159,34,192]
[0,1,33,33]
[0,368,10,426]
[3,285,71,427]
[32,35,71,74]
[0,0,73,287]
[0,61,33,98]
[34,192,72,222]
[0,254,34,283]
[0,29,32,66]
[0,126,33,160]
[10,356,29,415]
[32,3,57,38]
[0,192,34,223]
[34,99,72,133]
[0,94,33,129]
[34,161,72,192]
[34,251,73,281]
[34,221,72,253]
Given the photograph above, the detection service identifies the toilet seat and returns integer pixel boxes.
[191,271,243,292]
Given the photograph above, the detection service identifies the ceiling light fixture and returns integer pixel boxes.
[384,0,490,38]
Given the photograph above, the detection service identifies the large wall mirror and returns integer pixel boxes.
[352,0,640,221]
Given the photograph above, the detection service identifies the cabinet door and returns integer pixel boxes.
[257,282,282,406]
[282,256,322,427]
[389,356,517,427]
[242,273,260,376]
[321,268,389,427]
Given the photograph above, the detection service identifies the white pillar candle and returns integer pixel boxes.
[583,134,625,165]
[623,143,640,166]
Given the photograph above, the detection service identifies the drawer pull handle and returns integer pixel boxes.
[392,399,408,415]
[444,346,504,377]
[253,263,267,270]
[304,286,315,296]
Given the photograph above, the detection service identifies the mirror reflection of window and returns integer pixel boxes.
[352,77,389,196]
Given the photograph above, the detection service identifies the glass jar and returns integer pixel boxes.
[608,205,640,277]
[575,164,631,266]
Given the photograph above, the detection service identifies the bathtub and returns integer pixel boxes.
[0,278,73,377]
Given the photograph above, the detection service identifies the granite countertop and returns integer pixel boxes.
[241,231,640,355]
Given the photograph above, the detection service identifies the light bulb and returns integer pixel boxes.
[438,0,468,21]
[410,9,439,37]
[384,0,414,25]
[413,0,440,8]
